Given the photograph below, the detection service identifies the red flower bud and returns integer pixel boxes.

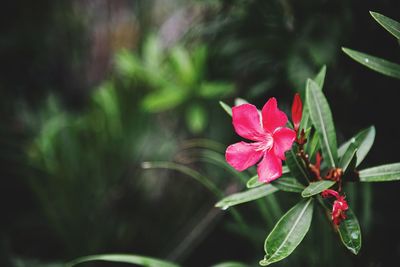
[291,93,303,132]
[321,189,349,226]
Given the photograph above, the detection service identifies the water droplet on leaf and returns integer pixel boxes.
[351,232,358,239]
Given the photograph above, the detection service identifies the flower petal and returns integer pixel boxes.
[273,127,296,160]
[261,97,288,133]
[232,104,265,141]
[225,142,263,171]
[257,150,282,183]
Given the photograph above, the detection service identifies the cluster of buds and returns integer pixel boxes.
[322,189,349,226]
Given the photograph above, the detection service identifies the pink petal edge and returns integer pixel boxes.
[225,141,263,171]
[257,150,282,183]
[273,127,296,160]
[261,97,288,133]
[232,104,265,141]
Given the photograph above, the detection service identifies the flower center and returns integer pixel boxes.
[255,133,274,152]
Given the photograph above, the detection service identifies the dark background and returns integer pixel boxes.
[1,0,399,266]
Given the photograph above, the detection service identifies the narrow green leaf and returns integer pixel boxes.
[359,163,400,182]
[210,262,248,267]
[215,184,278,209]
[306,80,338,167]
[314,65,327,89]
[246,175,263,188]
[299,65,325,132]
[285,146,310,183]
[338,126,376,167]
[271,177,305,193]
[185,104,207,134]
[339,142,358,173]
[305,131,320,159]
[170,46,196,86]
[66,254,180,267]
[260,199,314,266]
[370,11,400,39]
[246,166,290,189]
[141,87,186,112]
[338,208,362,255]
[199,82,234,98]
[219,101,232,117]
[301,180,336,197]
[342,47,400,79]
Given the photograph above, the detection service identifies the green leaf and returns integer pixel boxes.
[185,104,207,134]
[215,185,278,210]
[301,180,336,197]
[66,254,180,267]
[339,141,358,173]
[306,80,338,167]
[260,199,314,266]
[359,163,400,182]
[342,47,400,79]
[305,131,320,159]
[338,208,362,255]
[170,46,196,86]
[219,101,232,117]
[246,175,263,188]
[210,262,248,267]
[246,166,290,189]
[370,11,400,40]
[141,87,187,112]
[338,126,375,167]
[299,65,325,132]
[271,177,305,193]
[314,65,327,89]
[143,35,163,70]
[198,82,234,98]
[285,146,310,183]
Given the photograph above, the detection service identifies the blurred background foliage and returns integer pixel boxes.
[1,0,400,266]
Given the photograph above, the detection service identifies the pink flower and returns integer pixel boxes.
[291,93,303,132]
[322,189,349,226]
[225,98,296,183]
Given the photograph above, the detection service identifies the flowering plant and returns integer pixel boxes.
[217,64,400,265]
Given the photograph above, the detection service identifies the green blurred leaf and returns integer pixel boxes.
[198,82,234,98]
[260,199,314,266]
[215,184,278,210]
[192,45,208,81]
[66,254,179,267]
[185,104,207,134]
[342,47,400,79]
[314,65,327,89]
[306,80,338,167]
[370,11,400,39]
[338,208,362,255]
[285,146,310,183]
[339,142,358,173]
[143,35,163,70]
[141,87,187,112]
[210,262,248,267]
[219,101,232,117]
[301,180,336,197]
[338,126,375,167]
[359,163,400,182]
[271,177,305,193]
[170,46,196,86]
[115,50,143,77]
